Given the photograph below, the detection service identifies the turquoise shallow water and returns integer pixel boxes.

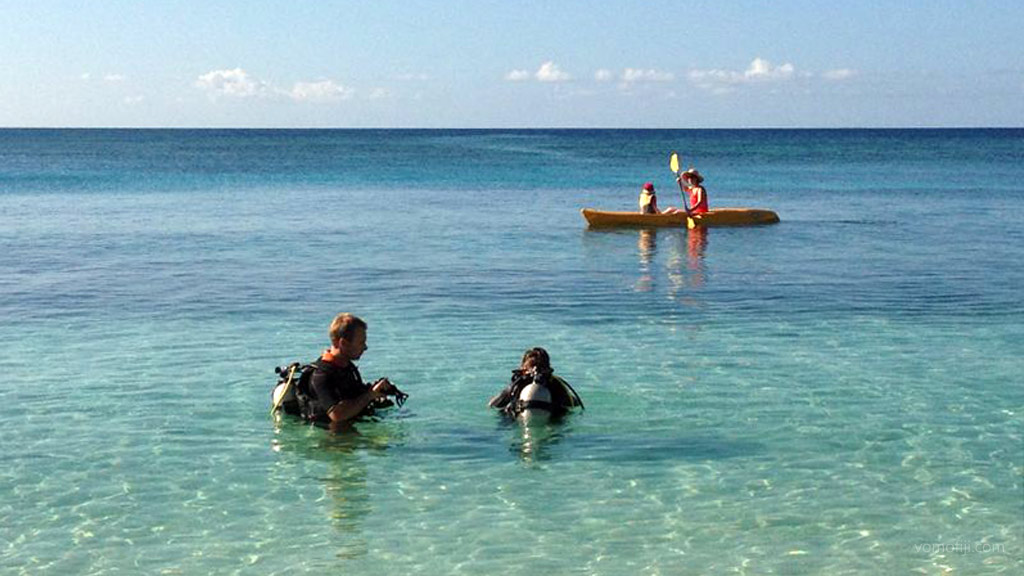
[1,129,1022,574]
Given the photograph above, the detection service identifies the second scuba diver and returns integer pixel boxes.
[488,347,583,418]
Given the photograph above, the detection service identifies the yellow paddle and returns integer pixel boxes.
[668,151,692,213]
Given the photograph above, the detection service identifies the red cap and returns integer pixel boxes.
[642,182,654,191]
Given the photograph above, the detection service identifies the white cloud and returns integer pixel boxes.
[689,58,797,93]
[367,87,392,100]
[505,69,530,82]
[123,95,144,105]
[823,68,857,81]
[535,61,571,83]
[104,74,125,83]
[688,69,734,93]
[196,69,353,104]
[506,61,573,83]
[195,68,270,98]
[289,80,352,103]
[744,58,794,80]
[621,68,675,83]
[594,69,614,82]
[80,72,92,81]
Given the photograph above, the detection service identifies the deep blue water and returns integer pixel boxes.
[1,129,1022,574]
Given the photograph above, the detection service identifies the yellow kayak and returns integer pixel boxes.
[581,208,779,229]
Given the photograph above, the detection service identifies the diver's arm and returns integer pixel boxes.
[488,387,513,409]
[551,375,583,409]
[327,381,390,422]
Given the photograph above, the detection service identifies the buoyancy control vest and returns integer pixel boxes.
[499,369,584,417]
[272,358,403,422]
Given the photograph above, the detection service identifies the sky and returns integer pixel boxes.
[1,0,1022,128]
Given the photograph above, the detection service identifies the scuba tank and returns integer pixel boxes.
[271,362,315,417]
[501,368,584,418]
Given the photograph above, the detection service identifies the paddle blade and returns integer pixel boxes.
[669,151,680,174]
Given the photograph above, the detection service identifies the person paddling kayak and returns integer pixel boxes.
[678,168,709,214]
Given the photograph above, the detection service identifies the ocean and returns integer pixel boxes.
[1,129,1022,574]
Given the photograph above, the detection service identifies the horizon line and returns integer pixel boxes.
[1,125,1021,131]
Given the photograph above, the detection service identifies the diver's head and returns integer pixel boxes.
[520,347,552,374]
[329,313,368,361]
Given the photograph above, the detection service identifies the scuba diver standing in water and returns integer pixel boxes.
[310,314,406,428]
[272,313,407,430]
[488,347,584,419]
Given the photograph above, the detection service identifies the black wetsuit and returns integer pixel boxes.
[307,361,370,423]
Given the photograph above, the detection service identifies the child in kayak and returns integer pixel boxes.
[638,182,659,214]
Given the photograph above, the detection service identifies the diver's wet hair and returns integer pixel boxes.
[520,347,551,372]
[329,313,367,345]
